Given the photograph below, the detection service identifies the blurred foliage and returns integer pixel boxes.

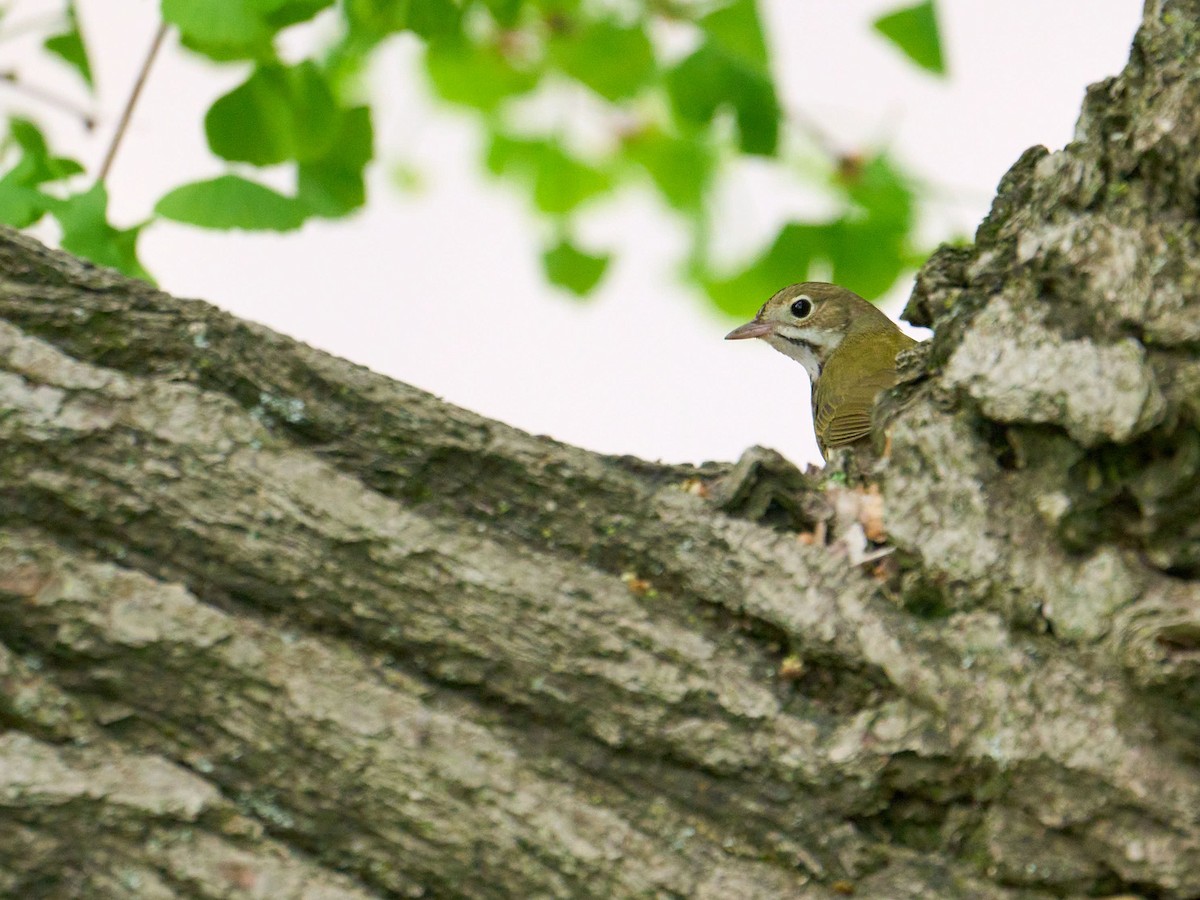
[872,0,945,75]
[0,0,946,309]
[43,1,93,87]
[704,154,923,316]
[543,237,610,296]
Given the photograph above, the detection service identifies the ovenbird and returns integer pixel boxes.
[725,282,915,457]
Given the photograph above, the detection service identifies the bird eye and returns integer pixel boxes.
[790,296,813,318]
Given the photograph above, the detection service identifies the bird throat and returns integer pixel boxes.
[780,337,822,382]
[770,330,843,383]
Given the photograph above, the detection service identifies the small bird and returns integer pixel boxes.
[725,282,916,457]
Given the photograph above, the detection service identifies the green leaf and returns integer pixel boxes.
[481,0,522,27]
[164,0,329,58]
[46,183,151,281]
[3,118,86,185]
[156,174,309,231]
[543,239,609,295]
[297,105,374,216]
[424,40,540,111]
[532,157,608,215]
[0,177,49,228]
[872,0,946,76]
[162,0,274,59]
[826,154,918,297]
[0,118,84,226]
[665,43,779,155]
[251,0,334,29]
[549,20,655,101]
[699,0,769,70]
[625,131,713,212]
[205,62,339,165]
[703,223,827,317]
[486,135,610,214]
[484,133,535,176]
[666,47,727,127]
[344,0,462,43]
[404,0,463,39]
[531,0,583,13]
[44,2,94,88]
[825,216,908,299]
[705,153,920,309]
[840,153,915,232]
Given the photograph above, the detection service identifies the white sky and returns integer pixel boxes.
[5,0,1143,466]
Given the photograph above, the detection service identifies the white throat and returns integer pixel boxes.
[770,338,820,381]
[763,329,843,383]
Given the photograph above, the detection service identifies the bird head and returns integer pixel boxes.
[724,282,896,380]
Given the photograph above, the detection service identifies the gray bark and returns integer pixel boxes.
[1,2,1199,897]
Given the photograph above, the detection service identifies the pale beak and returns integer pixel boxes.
[724,320,775,340]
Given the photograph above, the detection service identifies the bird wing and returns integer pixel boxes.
[812,344,902,451]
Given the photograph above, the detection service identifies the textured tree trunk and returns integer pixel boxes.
[2,4,1200,898]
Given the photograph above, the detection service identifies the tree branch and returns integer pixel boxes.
[1,1,1199,897]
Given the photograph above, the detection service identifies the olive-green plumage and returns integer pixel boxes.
[725,282,915,456]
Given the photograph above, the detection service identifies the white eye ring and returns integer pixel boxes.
[790,296,813,318]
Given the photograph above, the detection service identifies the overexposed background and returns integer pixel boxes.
[4,1,1143,465]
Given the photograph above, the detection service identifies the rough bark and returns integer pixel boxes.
[1,3,1199,897]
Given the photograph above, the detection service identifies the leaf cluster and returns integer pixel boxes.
[0,0,946,307]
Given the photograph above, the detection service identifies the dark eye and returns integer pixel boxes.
[790,296,813,318]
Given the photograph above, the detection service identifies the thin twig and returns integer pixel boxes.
[97,20,169,183]
[0,70,95,129]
